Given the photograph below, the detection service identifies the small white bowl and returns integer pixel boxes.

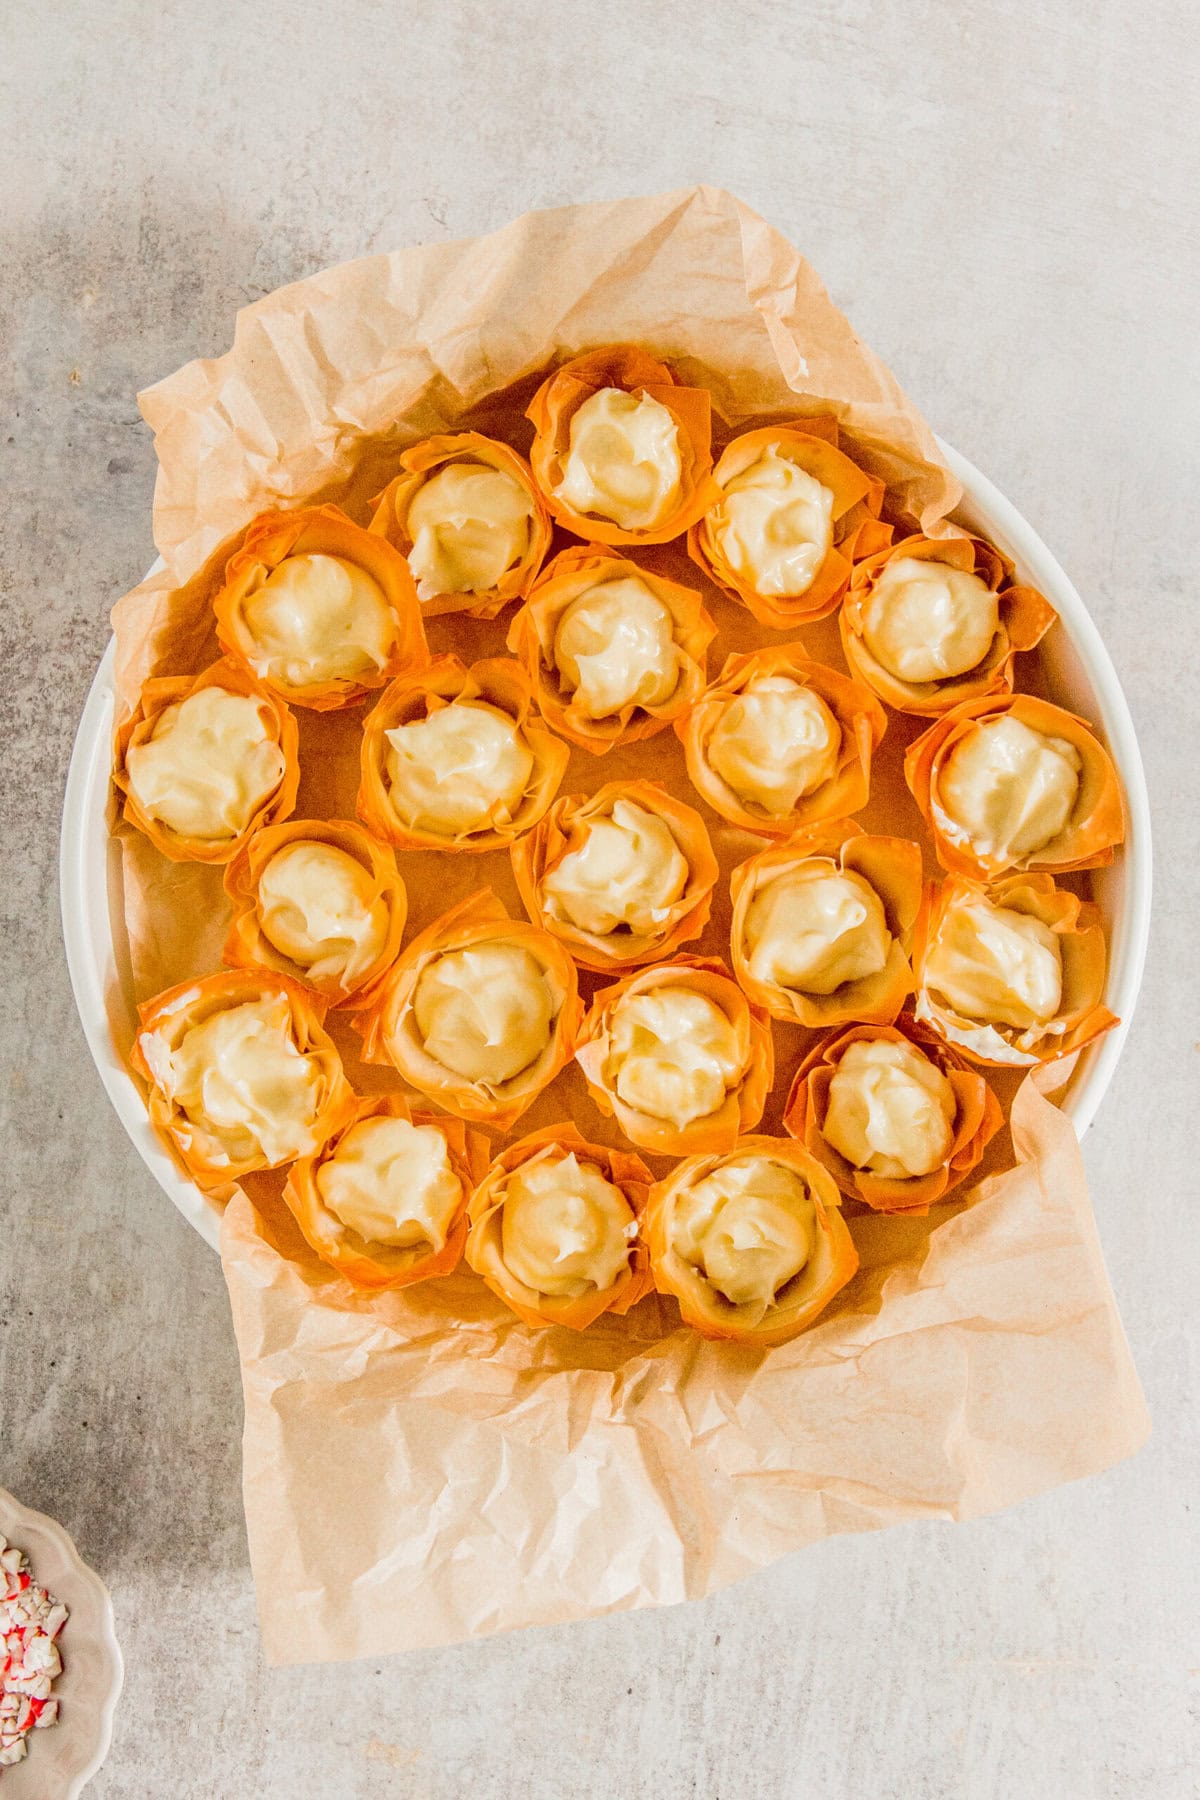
[59,439,1152,1252]
[0,1491,122,1798]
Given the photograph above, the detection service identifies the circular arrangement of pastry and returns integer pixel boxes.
[114,341,1125,1345]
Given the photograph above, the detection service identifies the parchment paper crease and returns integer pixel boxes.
[108,187,1148,1662]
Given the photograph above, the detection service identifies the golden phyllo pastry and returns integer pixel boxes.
[130,969,353,1189]
[840,533,1057,716]
[914,872,1117,1066]
[507,544,715,754]
[677,645,887,837]
[729,821,923,1027]
[784,1019,1003,1214]
[367,432,552,619]
[645,1137,858,1346]
[356,890,581,1130]
[223,818,407,1007]
[575,957,772,1155]
[357,654,568,851]
[526,345,720,545]
[905,693,1125,880]
[282,1093,489,1291]
[512,779,718,972]
[114,657,299,864]
[212,505,427,709]
[688,418,890,630]
[465,1125,654,1330]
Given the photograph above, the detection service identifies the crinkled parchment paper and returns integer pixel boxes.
[109,187,1148,1662]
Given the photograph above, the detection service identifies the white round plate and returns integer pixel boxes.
[60,439,1153,1252]
[0,1490,123,1798]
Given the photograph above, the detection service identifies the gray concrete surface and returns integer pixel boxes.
[2,2,1197,1795]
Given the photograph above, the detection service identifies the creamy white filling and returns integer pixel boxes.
[240,553,397,687]
[924,896,1063,1030]
[499,1152,636,1298]
[162,992,320,1166]
[405,461,534,601]
[256,841,389,986]
[673,1156,812,1310]
[384,702,533,835]
[861,557,999,683]
[125,686,284,842]
[823,1038,956,1178]
[710,447,834,597]
[316,1115,462,1250]
[743,859,890,995]
[553,387,682,530]
[542,799,688,937]
[707,676,840,815]
[936,714,1082,861]
[413,941,554,1084]
[609,987,741,1129]
[552,577,682,719]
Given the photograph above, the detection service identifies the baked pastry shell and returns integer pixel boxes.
[112,654,299,866]
[728,818,923,1027]
[913,871,1118,1067]
[465,1122,654,1331]
[644,1134,858,1347]
[507,542,716,754]
[574,954,773,1155]
[783,1016,1004,1214]
[354,888,582,1131]
[357,653,569,852]
[904,690,1126,880]
[526,344,721,546]
[130,967,354,1191]
[222,816,408,1008]
[282,1092,490,1292]
[840,531,1056,717]
[676,644,888,838]
[367,431,552,620]
[213,503,428,710]
[687,416,890,629]
[511,777,718,973]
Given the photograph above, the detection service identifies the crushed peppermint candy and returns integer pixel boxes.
[0,1536,68,1771]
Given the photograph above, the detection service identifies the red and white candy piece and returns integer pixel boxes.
[0,1535,67,1770]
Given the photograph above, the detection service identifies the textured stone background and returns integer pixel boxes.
[2,2,1197,1795]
